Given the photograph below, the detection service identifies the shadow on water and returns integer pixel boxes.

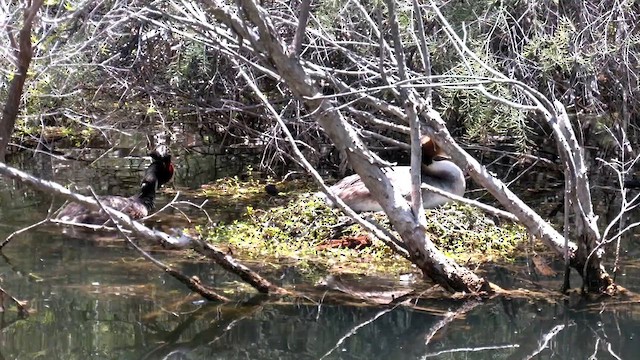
[0,151,639,359]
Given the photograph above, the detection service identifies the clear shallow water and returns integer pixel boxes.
[0,152,639,359]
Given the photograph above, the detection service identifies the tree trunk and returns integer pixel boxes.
[0,1,44,162]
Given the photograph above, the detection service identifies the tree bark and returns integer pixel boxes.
[0,0,44,162]
[428,2,617,294]
[211,0,494,294]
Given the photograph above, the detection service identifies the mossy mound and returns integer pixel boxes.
[197,178,530,277]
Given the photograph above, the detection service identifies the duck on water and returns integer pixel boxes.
[318,137,465,212]
[56,149,174,225]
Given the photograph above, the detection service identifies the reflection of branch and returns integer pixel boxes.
[424,300,481,345]
[585,319,623,360]
[0,284,29,318]
[89,188,229,302]
[522,324,566,360]
[505,321,571,360]
[320,305,398,360]
[423,344,519,358]
[140,297,268,360]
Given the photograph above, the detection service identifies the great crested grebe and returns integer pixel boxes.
[56,150,174,224]
[319,137,465,212]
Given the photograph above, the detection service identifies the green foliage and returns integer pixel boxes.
[207,196,337,253]
[365,203,528,263]
[437,45,532,150]
[422,205,528,262]
[523,18,581,75]
[205,198,411,276]
[168,41,209,88]
[12,120,97,149]
[196,177,411,275]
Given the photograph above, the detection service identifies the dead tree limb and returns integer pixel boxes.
[201,0,496,294]
[90,188,230,302]
[429,2,616,294]
[0,161,286,296]
[290,0,311,56]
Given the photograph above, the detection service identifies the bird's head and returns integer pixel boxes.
[420,136,449,165]
[144,148,174,189]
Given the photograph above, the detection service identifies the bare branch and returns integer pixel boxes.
[384,0,426,221]
[0,218,49,249]
[0,161,286,296]
[421,183,519,222]
[89,188,230,302]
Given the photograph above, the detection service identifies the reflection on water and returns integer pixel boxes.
[1,152,640,359]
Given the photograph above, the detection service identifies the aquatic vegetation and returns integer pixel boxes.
[198,178,530,277]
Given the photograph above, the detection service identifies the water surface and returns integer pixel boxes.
[0,151,639,359]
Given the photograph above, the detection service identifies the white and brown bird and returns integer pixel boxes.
[319,137,465,212]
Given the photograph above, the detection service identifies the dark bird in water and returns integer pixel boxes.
[56,150,174,224]
[317,137,466,212]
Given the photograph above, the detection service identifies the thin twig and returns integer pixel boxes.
[0,285,29,317]
[421,183,519,222]
[0,218,49,249]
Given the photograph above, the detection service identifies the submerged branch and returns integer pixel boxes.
[0,161,286,297]
[424,300,481,346]
[0,285,29,317]
[1,218,49,249]
[90,188,229,302]
[190,239,289,295]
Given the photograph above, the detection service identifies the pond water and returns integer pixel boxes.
[0,151,639,359]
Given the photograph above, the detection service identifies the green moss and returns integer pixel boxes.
[422,205,528,263]
[198,178,529,277]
